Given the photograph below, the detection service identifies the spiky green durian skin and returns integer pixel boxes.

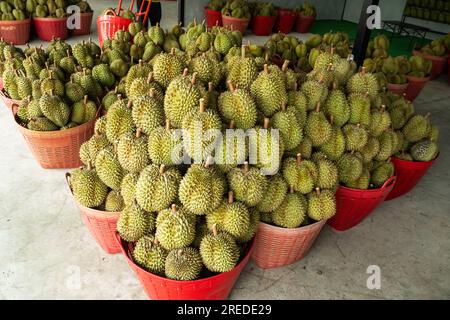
[165,247,203,281]
[135,165,181,212]
[95,147,124,190]
[105,101,135,143]
[257,174,288,213]
[343,124,368,151]
[338,153,363,184]
[215,130,248,173]
[375,131,395,161]
[236,208,260,243]
[27,99,44,119]
[360,136,380,163]
[117,202,155,242]
[370,162,394,188]
[247,126,284,175]
[345,167,370,190]
[227,57,258,91]
[228,167,268,207]
[402,115,429,143]
[324,89,350,127]
[117,133,149,173]
[39,93,70,127]
[427,124,439,142]
[182,109,222,161]
[250,65,287,117]
[300,79,328,110]
[71,168,108,208]
[120,172,139,206]
[105,190,125,212]
[307,190,336,221]
[131,95,164,135]
[411,140,438,162]
[316,159,338,190]
[27,117,58,131]
[148,127,183,165]
[320,127,345,161]
[347,72,379,99]
[179,165,226,215]
[95,116,107,135]
[272,193,307,228]
[132,235,168,275]
[153,53,185,88]
[282,158,318,194]
[348,93,371,127]
[208,201,251,238]
[305,110,332,147]
[155,207,196,250]
[369,109,391,137]
[218,89,257,129]
[200,232,240,273]
[164,75,205,128]
[272,106,303,151]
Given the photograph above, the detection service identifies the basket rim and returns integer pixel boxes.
[221,14,250,22]
[33,16,68,22]
[406,74,431,81]
[75,200,121,219]
[117,233,254,285]
[0,18,31,25]
[338,175,396,193]
[258,219,326,233]
[392,154,438,165]
[387,82,409,88]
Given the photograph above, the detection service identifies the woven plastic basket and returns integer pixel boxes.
[273,8,296,33]
[327,176,396,231]
[97,9,132,47]
[71,12,93,36]
[12,105,96,169]
[0,18,31,45]
[252,220,326,269]
[295,14,315,33]
[222,15,250,35]
[1,90,21,109]
[405,75,430,101]
[117,233,254,300]
[33,17,68,41]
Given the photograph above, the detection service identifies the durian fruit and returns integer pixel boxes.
[148,120,184,165]
[182,98,222,162]
[346,166,370,189]
[164,70,207,128]
[104,190,125,212]
[236,207,260,243]
[320,124,345,161]
[251,64,287,117]
[79,129,110,166]
[132,235,167,275]
[402,114,430,143]
[120,172,139,206]
[179,161,226,215]
[360,136,381,163]
[369,105,391,137]
[71,96,97,125]
[324,84,350,127]
[228,162,268,207]
[65,79,86,104]
[26,117,57,131]
[375,131,396,161]
[117,128,149,173]
[131,91,164,136]
[127,72,164,102]
[257,174,288,213]
[316,158,338,190]
[136,164,181,212]
[348,93,371,127]
[305,102,332,147]
[39,93,70,127]
[92,63,116,88]
[148,23,165,46]
[95,146,124,190]
[207,191,251,238]
[105,99,135,143]
[338,152,363,184]
[411,139,438,162]
[300,76,328,111]
[307,187,336,221]
[117,202,156,242]
[218,81,257,129]
[69,165,108,208]
[153,50,185,88]
[283,154,318,194]
[155,204,196,250]
[272,102,303,151]
[370,161,394,187]
[272,187,307,228]
[165,247,203,281]
[347,67,379,100]
[188,53,222,88]
[226,45,258,90]
[214,120,247,173]
[343,123,368,151]
[388,97,415,130]
[200,225,240,273]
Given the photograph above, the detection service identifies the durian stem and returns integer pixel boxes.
[149,87,155,98]
[87,161,92,171]
[127,100,132,109]
[66,49,70,57]
[360,67,366,75]
[159,164,166,175]
[229,120,235,129]
[136,128,142,138]
[83,95,88,105]
[227,80,235,92]
[191,72,198,85]
[243,161,249,174]
[182,68,189,77]
[204,156,213,168]
[199,98,205,113]
[315,187,321,195]
[165,119,171,131]
[296,153,302,166]
[330,47,335,54]
[147,72,154,84]
[315,102,321,113]
[425,112,431,120]
[208,82,214,93]
[380,105,386,113]
[171,204,177,214]
[282,60,289,72]
[241,45,246,59]
[263,118,270,129]
[330,115,334,125]
[263,64,269,74]
[289,185,294,193]
[212,224,218,237]
[281,101,286,112]
[170,47,176,55]
[228,191,234,204]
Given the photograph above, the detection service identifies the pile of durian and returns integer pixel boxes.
[0,0,29,20]
[30,0,92,19]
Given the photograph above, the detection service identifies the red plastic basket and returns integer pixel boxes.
[0,18,31,45]
[251,220,326,269]
[1,90,21,109]
[327,176,396,231]
[295,14,315,33]
[251,15,277,36]
[385,157,436,201]
[222,15,250,35]
[273,8,296,33]
[97,10,132,47]
[71,12,93,36]
[204,6,222,28]
[413,49,448,80]
[117,233,254,300]
[0,78,3,91]
[405,75,430,101]
[33,17,68,41]
[387,82,409,96]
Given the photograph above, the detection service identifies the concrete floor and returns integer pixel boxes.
[1,1,450,300]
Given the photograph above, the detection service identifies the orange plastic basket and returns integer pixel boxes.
[0,18,31,45]
[33,17,69,41]
[1,90,21,109]
[117,233,254,300]
[71,12,93,36]
[251,220,326,269]
[12,105,96,169]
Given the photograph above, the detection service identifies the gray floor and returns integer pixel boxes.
[1,1,450,300]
